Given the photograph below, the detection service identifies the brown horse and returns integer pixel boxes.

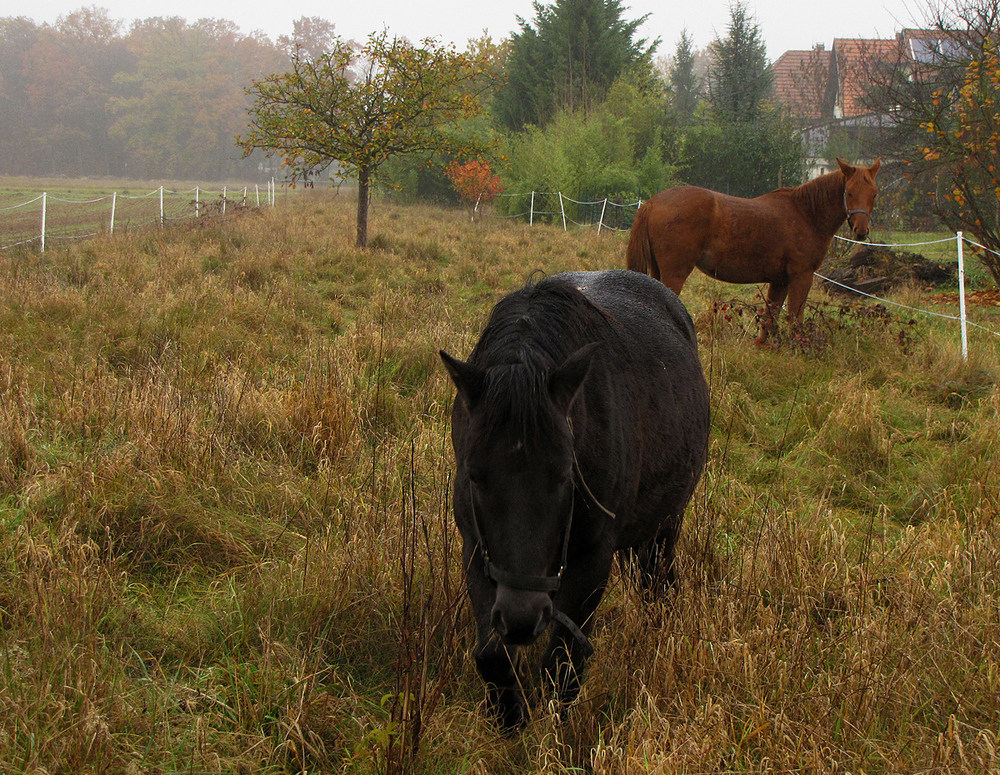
[626,158,881,341]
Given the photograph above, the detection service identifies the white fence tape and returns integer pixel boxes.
[498,191,641,234]
[834,234,957,248]
[0,181,277,252]
[830,233,1000,360]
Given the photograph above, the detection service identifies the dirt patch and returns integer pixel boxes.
[821,246,956,296]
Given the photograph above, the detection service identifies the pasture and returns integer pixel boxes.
[0,177,275,251]
[1,191,998,773]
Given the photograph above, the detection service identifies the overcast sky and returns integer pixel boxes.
[15,0,929,61]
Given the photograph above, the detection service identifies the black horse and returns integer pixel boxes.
[440,269,710,730]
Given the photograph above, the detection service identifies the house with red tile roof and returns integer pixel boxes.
[772,33,941,178]
[772,37,901,123]
[831,37,900,118]
[772,45,836,125]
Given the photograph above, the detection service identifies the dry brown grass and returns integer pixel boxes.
[1,190,999,773]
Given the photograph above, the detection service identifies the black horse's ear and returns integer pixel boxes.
[549,342,600,414]
[440,350,485,409]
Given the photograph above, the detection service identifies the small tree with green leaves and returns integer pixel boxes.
[500,74,679,202]
[240,31,496,247]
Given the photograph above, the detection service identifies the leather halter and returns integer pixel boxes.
[466,446,595,656]
[843,189,870,233]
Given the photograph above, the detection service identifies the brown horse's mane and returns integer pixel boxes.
[786,169,847,233]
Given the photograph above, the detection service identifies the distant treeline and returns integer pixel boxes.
[2,3,804,199]
[0,8,306,180]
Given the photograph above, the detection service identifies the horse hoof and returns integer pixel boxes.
[496,700,528,735]
[488,687,529,734]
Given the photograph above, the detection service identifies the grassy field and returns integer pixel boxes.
[1,192,999,774]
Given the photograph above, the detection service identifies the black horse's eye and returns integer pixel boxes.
[468,468,486,488]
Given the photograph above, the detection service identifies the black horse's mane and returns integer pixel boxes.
[468,277,609,444]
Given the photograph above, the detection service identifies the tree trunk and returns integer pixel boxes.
[356,166,371,248]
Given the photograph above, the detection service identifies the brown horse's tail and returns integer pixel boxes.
[626,202,653,276]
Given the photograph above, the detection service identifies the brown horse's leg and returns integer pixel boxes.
[647,252,661,281]
[785,273,815,335]
[658,260,693,296]
[651,223,702,295]
[757,282,788,345]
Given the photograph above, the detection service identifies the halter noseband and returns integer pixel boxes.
[843,189,870,232]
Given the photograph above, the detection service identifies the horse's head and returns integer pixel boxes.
[838,157,881,241]
[441,344,596,646]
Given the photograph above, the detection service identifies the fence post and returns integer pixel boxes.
[529,191,535,226]
[195,187,200,218]
[242,187,247,207]
[159,186,164,226]
[40,191,46,252]
[223,186,227,216]
[957,231,968,361]
[255,185,260,207]
[271,177,275,207]
[559,192,567,231]
[597,198,608,235]
[110,191,117,235]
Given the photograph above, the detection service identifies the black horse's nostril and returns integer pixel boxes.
[491,606,508,638]
[534,599,553,639]
[491,591,553,646]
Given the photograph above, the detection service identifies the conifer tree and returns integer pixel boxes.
[707,1,772,122]
[682,2,801,196]
[495,0,656,131]
[669,29,700,124]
